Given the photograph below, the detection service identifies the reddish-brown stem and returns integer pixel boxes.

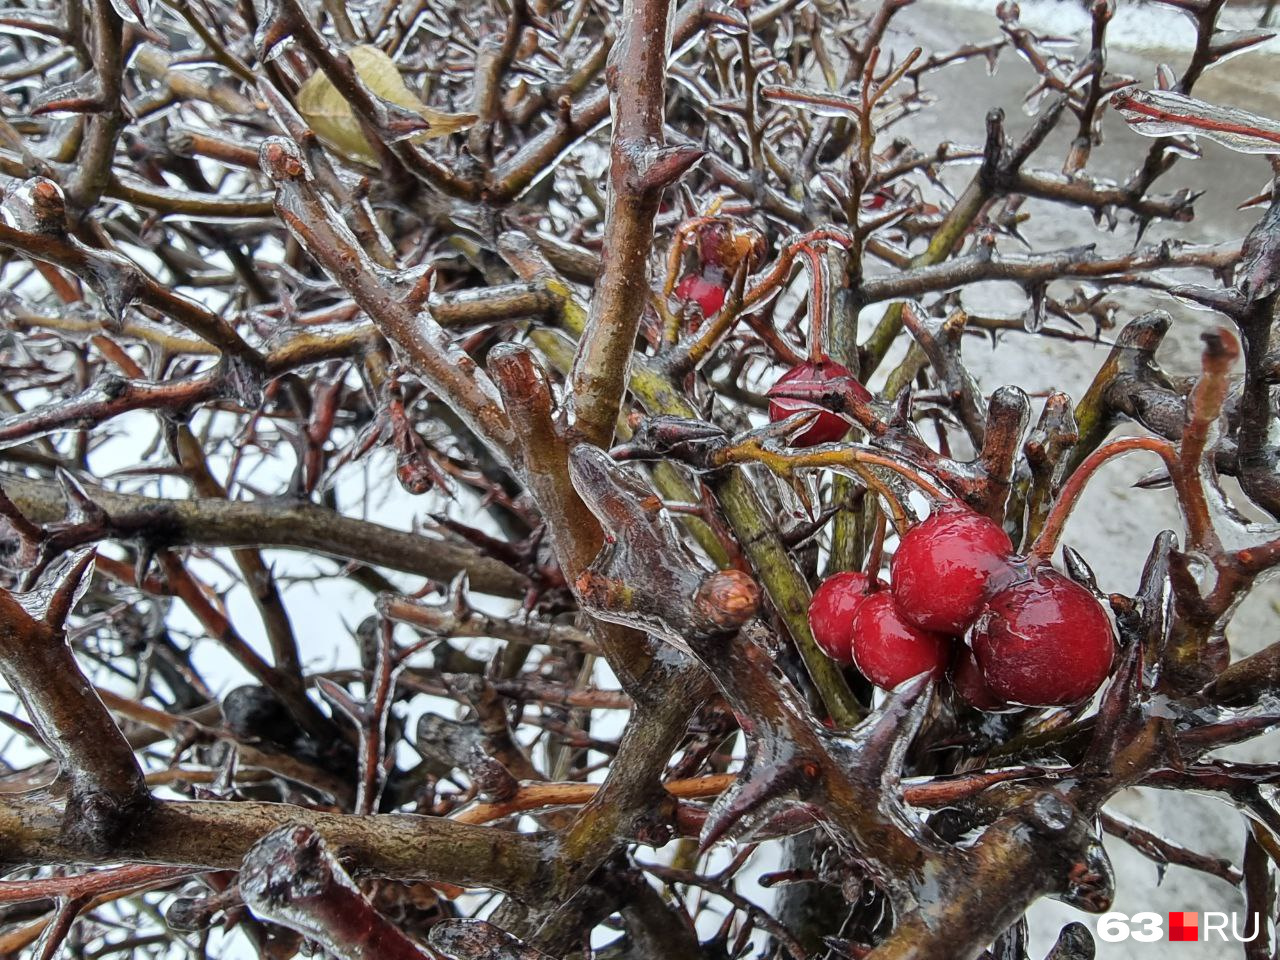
[866,507,888,578]
[0,584,149,845]
[803,245,829,363]
[1031,436,1180,562]
[259,142,516,462]
[1172,329,1239,555]
[1112,89,1280,149]
[0,216,259,364]
[240,825,436,960]
[567,0,694,448]
[0,865,194,905]
[742,229,855,309]
[318,621,402,815]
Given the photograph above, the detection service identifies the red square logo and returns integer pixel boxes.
[1169,912,1198,942]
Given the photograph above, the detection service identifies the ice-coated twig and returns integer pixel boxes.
[0,556,149,848]
[240,824,435,960]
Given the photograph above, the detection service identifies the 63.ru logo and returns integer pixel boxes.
[1096,912,1260,943]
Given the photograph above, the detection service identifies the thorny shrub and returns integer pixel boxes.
[0,0,1278,956]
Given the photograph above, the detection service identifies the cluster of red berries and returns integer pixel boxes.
[675,223,867,447]
[808,503,1115,709]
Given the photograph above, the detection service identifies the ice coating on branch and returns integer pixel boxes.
[429,920,555,960]
[1112,89,1280,154]
[252,0,293,61]
[567,443,759,645]
[11,546,95,624]
[1237,198,1280,305]
[106,0,149,27]
[1,179,66,233]
[241,825,434,960]
[1,179,145,319]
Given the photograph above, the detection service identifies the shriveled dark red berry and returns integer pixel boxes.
[850,592,951,690]
[676,271,728,318]
[970,567,1115,707]
[890,503,1015,634]
[951,647,1005,711]
[694,220,766,273]
[807,571,874,664]
[766,359,867,446]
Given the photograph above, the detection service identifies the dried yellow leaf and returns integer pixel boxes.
[296,45,476,166]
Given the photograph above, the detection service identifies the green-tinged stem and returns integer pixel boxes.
[547,288,861,723]
[566,0,688,448]
[828,270,863,574]
[0,795,547,895]
[530,325,730,568]
[860,180,989,377]
[882,342,928,401]
[0,474,531,598]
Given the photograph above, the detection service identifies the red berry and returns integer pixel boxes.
[766,360,867,446]
[691,220,766,273]
[970,567,1115,707]
[890,503,1015,634]
[808,571,874,664]
[675,272,727,318]
[951,647,1005,711]
[850,592,951,690]
[862,189,893,210]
